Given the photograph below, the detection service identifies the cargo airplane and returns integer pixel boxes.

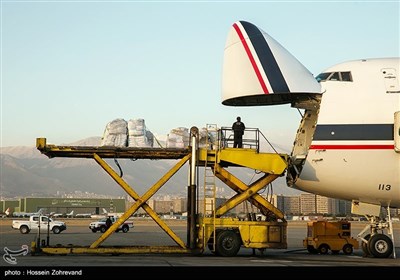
[51,210,74,218]
[1,207,10,218]
[222,20,399,258]
[12,208,46,218]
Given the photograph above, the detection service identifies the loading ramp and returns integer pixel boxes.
[32,126,289,256]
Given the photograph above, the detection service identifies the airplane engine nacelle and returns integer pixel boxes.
[222,21,321,109]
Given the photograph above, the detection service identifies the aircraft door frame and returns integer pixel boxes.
[395,111,400,152]
[382,68,400,93]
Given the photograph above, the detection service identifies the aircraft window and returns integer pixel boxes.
[328,72,340,81]
[315,72,331,82]
[340,71,352,81]
[316,71,352,82]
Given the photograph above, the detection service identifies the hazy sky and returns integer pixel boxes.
[2,1,399,151]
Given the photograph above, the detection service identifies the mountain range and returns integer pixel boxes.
[0,137,302,199]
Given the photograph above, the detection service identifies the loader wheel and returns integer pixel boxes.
[100,226,107,233]
[307,245,318,254]
[368,234,393,258]
[215,230,241,257]
[318,244,329,255]
[342,244,353,255]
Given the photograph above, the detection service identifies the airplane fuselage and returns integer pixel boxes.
[290,58,400,209]
[222,20,398,258]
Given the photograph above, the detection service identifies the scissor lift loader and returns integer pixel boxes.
[32,126,288,257]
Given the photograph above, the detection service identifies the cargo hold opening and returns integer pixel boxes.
[287,106,320,187]
[222,92,321,111]
[395,111,400,152]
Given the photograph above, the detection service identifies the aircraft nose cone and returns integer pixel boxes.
[222,20,321,107]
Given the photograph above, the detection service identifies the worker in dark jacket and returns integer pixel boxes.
[105,216,113,229]
[232,116,245,148]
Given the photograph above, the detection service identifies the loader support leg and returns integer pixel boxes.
[91,153,189,249]
[188,184,197,249]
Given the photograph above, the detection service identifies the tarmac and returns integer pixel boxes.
[1,218,399,277]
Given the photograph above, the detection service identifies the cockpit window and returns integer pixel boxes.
[329,72,340,81]
[316,72,331,82]
[340,71,352,81]
[315,71,352,82]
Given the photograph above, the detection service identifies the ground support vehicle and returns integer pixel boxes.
[199,217,286,257]
[303,220,359,255]
[12,215,67,234]
[89,216,134,233]
[31,126,288,256]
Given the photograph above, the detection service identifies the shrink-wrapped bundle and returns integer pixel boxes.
[198,127,215,148]
[127,118,153,147]
[101,118,128,147]
[128,118,146,136]
[166,127,189,148]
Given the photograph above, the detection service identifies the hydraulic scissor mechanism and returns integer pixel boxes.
[32,128,289,257]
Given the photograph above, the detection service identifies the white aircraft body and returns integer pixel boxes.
[1,207,10,218]
[75,211,92,218]
[52,210,74,218]
[12,208,46,218]
[90,208,109,219]
[222,20,399,258]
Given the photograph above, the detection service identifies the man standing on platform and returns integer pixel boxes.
[232,116,245,148]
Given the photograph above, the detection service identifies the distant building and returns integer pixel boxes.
[10,192,392,219]
[6,197,125,216]
[144,198,187,215]
[300,193,317,215]
[197,198,228,215]
[337,199,352,216]
[173,198,187,214]
[152,200,174,214]
[0,200,19,215]
[316,195,331,214]
[276,195,301,215]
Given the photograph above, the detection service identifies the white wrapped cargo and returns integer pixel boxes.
[128,135,148,147]
[128,118,146,136]
[166,127,190,148]
[100,117,157,148]
[127,118,154,147]
[101,118,128,147]
[198,127,215,148]
[146,130,154,147]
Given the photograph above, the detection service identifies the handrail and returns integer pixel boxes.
[219,127,278,154]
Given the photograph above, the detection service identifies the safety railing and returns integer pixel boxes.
[218,127,256,151]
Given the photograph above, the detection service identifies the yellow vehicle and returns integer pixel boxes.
[32,127,288,257]
[303,220,359,255]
